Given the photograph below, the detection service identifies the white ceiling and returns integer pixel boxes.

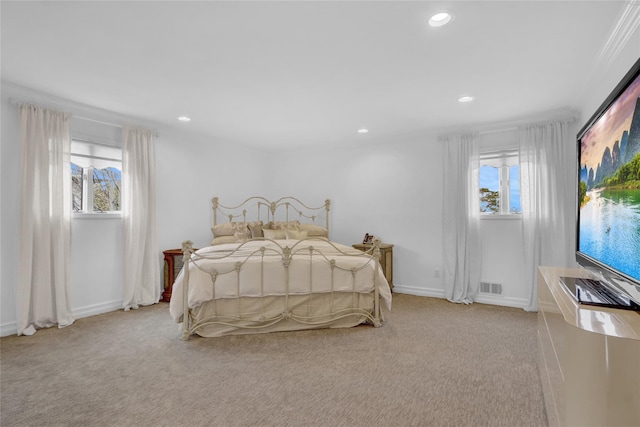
[0,1,630,151]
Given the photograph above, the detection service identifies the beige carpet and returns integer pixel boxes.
[0,294,547,427]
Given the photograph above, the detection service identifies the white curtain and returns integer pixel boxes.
[441,134,482,304]
[122,126,161,310]
[17,104,74,335]
[519,121,575,311]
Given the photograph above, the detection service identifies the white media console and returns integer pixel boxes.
[537,266,640,426]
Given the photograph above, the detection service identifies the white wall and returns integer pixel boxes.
[475,130,528,306]
[69,218,124,316]
[266,134,446,296]
[155,126,267,251]
[67,117,126,316]
[266,129,535,305]
[1,91,19,334]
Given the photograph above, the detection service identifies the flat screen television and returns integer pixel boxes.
[575,57,640,305]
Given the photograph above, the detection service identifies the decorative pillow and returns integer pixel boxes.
[263,228,286,239]
[232,222,251,242]
[285,229,309,240]
[212,221,263,239]
[298,224,328,238]
[249,224,264,239]
[211,222,237,237]
[210,236,238,246]
[246,220,264,229]
[272,220,300,231]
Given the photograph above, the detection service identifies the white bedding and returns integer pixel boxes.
[169,239,392,322]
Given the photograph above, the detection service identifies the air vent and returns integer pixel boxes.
[480,282,503,295]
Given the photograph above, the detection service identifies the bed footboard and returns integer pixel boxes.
[177,238,385,340]
[180,240,196,341]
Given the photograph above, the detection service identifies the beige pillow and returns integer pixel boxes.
[271,220,300,231]
[212,221,263,239]
[233,222,250,243]
[210,236,238,246]
[298,224,328,238]
[285,229,309,240]
[263,228,286,239]
[211,222,237,237]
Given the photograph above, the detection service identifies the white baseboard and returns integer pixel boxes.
[475,294,528,309]
[392,285,528,310]
[72,299,123,319]
[1,321,17,337]
[0,299,123,337]
[392,285,446,299]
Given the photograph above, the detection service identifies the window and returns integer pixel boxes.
[71,140,122,214]
[479,150,521,216]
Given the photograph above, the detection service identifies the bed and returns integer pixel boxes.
[169,196,392,339]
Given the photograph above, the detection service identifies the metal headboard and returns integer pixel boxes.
[212,196,331,234]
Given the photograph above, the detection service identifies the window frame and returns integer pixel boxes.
[71,138,123,219]
[479,149,521,219]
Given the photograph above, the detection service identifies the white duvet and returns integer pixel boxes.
[169,239,392,322]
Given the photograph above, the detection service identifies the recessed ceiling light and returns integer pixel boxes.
[358,128,369,134]
[458,96,475,103]
[429,11,454,27]
[178,116,191,122]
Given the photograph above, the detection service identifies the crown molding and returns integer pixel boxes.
[2,80,161,135]
[594,0,640,73]
[578,0,640,101]
[434,108,579,139]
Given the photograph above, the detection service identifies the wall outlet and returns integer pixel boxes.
[434,268,440,278]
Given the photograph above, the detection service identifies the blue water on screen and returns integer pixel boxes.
[579,188,640,282]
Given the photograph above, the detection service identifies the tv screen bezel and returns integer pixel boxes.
[576,56,640,289]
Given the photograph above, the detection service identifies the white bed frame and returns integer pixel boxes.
[178,196,384,340]
[212,196,331,235]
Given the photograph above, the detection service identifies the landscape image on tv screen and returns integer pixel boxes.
[578,72,640,284]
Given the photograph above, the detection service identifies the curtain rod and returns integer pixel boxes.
[441,110,578,138]
[8,97,160,137]
[477,126,518,136]
[75,115,123,129]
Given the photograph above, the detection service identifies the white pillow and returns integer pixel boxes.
[210,236,238,246]
[285,229,309,240]
[298,224,328,237]
[263,228,286,239]
[211,222,236,237]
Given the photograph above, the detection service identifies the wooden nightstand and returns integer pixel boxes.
[352,243,394,290]
[162,249,187,302]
